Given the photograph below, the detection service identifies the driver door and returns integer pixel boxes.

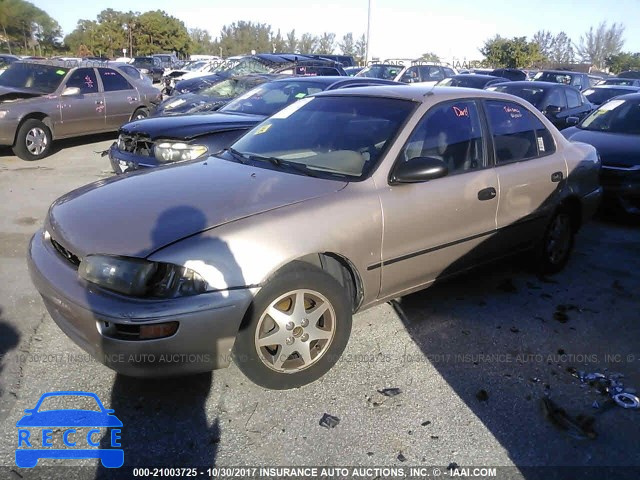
[57,68,106,136]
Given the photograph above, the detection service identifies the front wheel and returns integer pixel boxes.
[233,263,352,389]
[12,119,52,161]
[535,208,575,274]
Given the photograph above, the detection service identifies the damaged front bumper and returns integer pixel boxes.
[27,229,254,377]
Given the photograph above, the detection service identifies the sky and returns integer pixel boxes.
[31,0,640,63]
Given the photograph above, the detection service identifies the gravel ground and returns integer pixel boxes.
[0,136,639,480]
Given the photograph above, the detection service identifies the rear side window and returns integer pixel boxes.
[65,68,98,94]
[565,88,582,108]
[486,100,555,164]
[98,68,133,91]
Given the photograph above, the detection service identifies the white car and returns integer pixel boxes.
[393,64,458,86]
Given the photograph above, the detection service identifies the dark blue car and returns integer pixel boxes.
[16,391,123,468]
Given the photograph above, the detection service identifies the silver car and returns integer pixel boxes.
[27,86,602,389]
[0,60,161,160]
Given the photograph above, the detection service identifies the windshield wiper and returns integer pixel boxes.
[224,147,249,164]
[248,154,320,178]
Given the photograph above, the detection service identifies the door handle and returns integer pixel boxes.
[551,171,563,183]
[477,187,497,201]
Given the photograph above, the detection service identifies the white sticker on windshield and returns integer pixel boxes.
[271,97,314,119]
[599,99,625,111]
[537,136,545,152]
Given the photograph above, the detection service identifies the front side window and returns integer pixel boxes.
[565,88,582,108]
[65,68,98,94]
[229,96,417,180]
[98,68,133,92]
[486,100,555,164]
[543,88,567,110]
[399,100,486,175]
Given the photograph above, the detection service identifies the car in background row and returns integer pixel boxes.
[132,57,164,83]
[0,60,161,160]
[153,53,180,71]
[618,71,640,79]
[562,93,640,216]
[598,77,640,87]
[152,74,282,115]
[0,54,20,75]
[355,63,403,80]
[29,86,601,388]
[533,70,594,91]
[582,85,640,106]
[438,74,511,89]
[171,54,345,96]
[109,76,401,174]
[313,54,355,67]
[344,66,363,76]
[487,81,592,129]
[393,64,457,86]
[490,68,527,81]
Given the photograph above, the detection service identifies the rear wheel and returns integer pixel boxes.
[536,208,575,274]
[130,107,149,121]
[233,263,352,389]
[12,119,52,161]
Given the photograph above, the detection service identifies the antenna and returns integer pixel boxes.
[424,81,437,97]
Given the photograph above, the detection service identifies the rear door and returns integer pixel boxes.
[486,99,566,248]
[57,67,105,136]
[97,68,139,130]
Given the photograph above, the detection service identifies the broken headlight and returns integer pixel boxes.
[78,255,209,298]
[154,141,208,163]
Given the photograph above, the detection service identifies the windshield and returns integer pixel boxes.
[602,78,637,86]
[0,62,68,93]
[444,76,493,88]
[579,98,640,134]
[228,96,416,180]
[219,59,271,76]
[583,88,636,105]
[198,77,268,99]
[185,61,207,71]
[534,71,573,84]
[488,85,546,108]
[133,58,154,68]
[220,80,327,116]
[356,64,402,80]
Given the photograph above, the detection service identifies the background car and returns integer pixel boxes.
[487,81,593,129]
[30,86,601,389]
[344,66,363,76]
[562,93,640,216]
[355,63,403,80]
[618,70,640,79]
[438,74,511,89]
[132,56,164,83]
[598,77,640,87]
[533,70,594,91]
[0,53,20,75]
[153,53,179,71]
[0,60,161,160]
[393,64,457,86]
[152,74,282,115]
[109,76,402,174]
[490,68,527,81]
[581,85,640,106]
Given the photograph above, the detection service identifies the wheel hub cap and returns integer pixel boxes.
[26,127,48,155]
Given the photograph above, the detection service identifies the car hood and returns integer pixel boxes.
[562,127,640,167]
[46,157,347,258]
[121,111,265,140]
[0,85,46,103]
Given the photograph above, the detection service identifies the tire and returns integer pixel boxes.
[130,107,149,121]
[12,119,52,161]
[233,262,352,389]
[535,207,575,274]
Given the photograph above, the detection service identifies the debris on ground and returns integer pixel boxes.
[378,387,402,397]
[319,413,340,429]
[447,463,460,471]
[510,327,520,333]
[572,370,639,409]
[421,420,431,426]
[397,452,407,462]
[541,398,597,440]
[476,389,489,402]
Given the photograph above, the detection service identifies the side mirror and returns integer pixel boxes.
[544,105,562,116]
[391,156,449,184]
[566,116,580,126]
[61,86,81,96]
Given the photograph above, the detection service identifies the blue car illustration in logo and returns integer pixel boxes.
[16,391,123,468]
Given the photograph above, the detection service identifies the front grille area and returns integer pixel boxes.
[117,132,154,157]
[51,238,81,268]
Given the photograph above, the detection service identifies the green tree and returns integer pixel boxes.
[532,30,553,60]
[549,31,574,64]
[190,27,214,55]
[480,35,543,68]
[316,32,335,54]
[576,22,625,69]
[354,34,366,64]
[285,29,297,53]
[218,20,272,56]
[0,0,62,54]
[420,51,440,62]
[338,32,354,56]
[136,10,190,56]
[606,51,640,74]
[270,29,286,53]
[298,33,318,54]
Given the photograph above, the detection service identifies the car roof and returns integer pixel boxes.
[538,70,583,76]
[493,81,570,89]
[313,84,535,103]
[14,59,132,70]
[589,84,640,90]
[608,92,640,100]
[453,74,504,80]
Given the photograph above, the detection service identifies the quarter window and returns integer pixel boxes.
[400,100,485,175]
[565,88,582,108]
[98,68,133,92]
[486,100,555,164]
[65,68,98,94]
